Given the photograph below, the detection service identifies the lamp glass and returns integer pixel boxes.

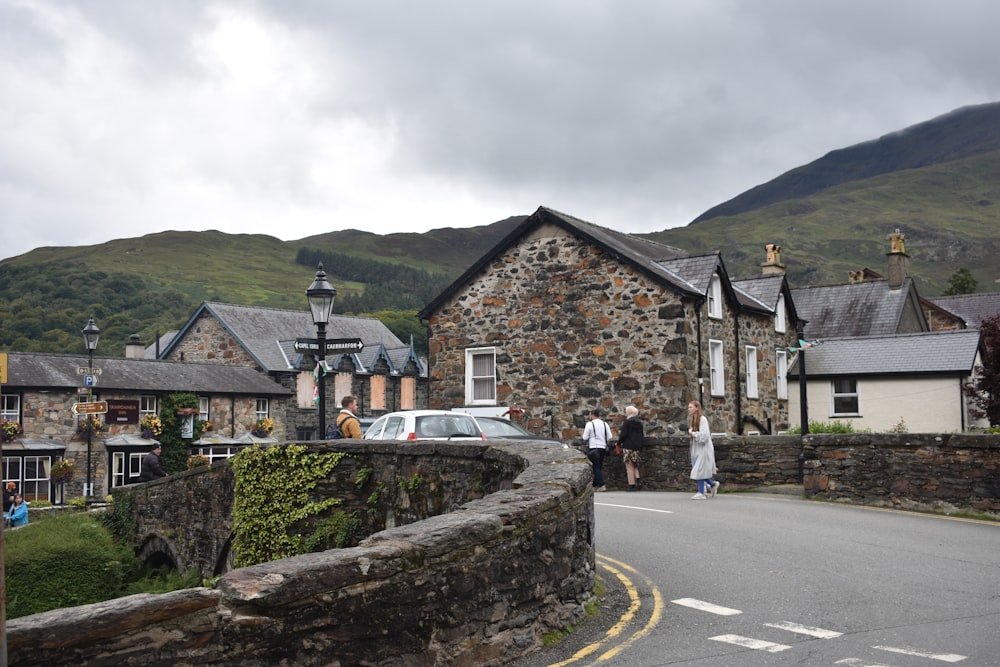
[305,264,337,325]
[82,316,101,350]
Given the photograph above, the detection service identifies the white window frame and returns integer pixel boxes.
[255,398,270,420]
[775,293,786,333]
[745,345,759,399]
[709,339,725,396]
[831,379,860,416]
[1,394,20,422]
[707,274,722,319]
[199,396,210,422]
[465,347,497,405]
[139,395,158,419]
[776,350,788,400]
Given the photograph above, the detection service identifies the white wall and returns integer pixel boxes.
[789,375,983,432]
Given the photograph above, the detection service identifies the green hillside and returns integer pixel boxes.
[2,103,999,358]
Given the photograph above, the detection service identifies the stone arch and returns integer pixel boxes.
[212,533,235,577]
[137,534,181,572]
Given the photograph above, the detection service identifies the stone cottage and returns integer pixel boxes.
[418,206,801,438]
[0,349,290,502]
[157,302,427,439]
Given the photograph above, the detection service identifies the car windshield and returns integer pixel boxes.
[478,418,531,437]
[415,415,480,438]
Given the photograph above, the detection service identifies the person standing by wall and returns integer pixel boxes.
[3,480,17,513]
[688,401,719,499]
[4,493,29,527]
[138,444,168,482]
[582,409,612,492]
[617,405,644,492]
[333,395,363,439]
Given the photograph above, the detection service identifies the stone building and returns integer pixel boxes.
[157,302,427,439]
[418,206,801,439]
[0,351,290,502]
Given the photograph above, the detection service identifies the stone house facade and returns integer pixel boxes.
[418,207,801,439]
[158,302,428,439]
[1,350,290,503]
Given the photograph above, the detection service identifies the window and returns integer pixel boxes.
[401,376,416,410]
[745,345,758,399]
[140,395,158,419]
[1,394,20,422]
[465,348,497,404]
[775,293,786,333]
[707,274,722,319]
[255,398,270,421]
[831,379,860,416]
[199,396,210,422]
[196,446,242,464]
[22,456,50,502]
[370,375,386,412]
[709,339,725,396]
[111,452,143,488]
[776,350,788,400]
[296,427,317,441]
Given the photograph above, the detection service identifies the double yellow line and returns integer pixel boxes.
[547,554,664,667]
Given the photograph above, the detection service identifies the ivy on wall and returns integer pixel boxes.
[158,393,208,474]
[230,444,347,567]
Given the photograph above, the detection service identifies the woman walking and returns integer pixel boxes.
[617,405,645,492]
[688,401,719,500]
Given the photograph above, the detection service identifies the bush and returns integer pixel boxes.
[786,420,867,434]
[4,512,140,619]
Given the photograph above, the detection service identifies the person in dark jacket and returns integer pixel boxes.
[3,481,17,513]
[616,405,645,492]
[138,444,168,482]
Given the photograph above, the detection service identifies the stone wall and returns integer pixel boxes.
[424,222,797,441]
[7,440,595,667]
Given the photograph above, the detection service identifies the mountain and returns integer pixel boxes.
[2,103,998,356]
[642,102,1000,291]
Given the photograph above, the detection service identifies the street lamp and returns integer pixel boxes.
[306,264,336,438]
[81,316,100,497]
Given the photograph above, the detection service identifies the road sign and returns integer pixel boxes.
[72,401,108,415]
[294,337,365,353]
[76,367,102,376]
[85,375,98,387]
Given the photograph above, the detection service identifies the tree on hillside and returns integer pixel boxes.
[965,315,1000,426]
[943,267,977,295]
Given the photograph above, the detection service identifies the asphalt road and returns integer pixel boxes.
[508,490,999,667]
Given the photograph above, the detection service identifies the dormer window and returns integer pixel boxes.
[775,293,786,333]
[708,274,722,319]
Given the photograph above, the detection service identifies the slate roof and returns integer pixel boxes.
[733,275,785,311]
[926,293,1000,329]
[789,329,981,377]
[790,277,925,339]
[420,206,736,319]
[162,302,406,373]
[4,352,291,395]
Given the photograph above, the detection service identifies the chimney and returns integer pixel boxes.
[125,333,145,359]
[848,270,864,284]
[886,229,910,290]
[761,243,785,276]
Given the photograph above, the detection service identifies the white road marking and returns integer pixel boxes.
[834,659,893,666]
[671,598,741,615]
[710,634,791,652]
[874,645,967,662]
[765,621,842,639]
[595,502,673,514]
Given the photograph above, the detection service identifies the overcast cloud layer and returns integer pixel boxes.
[2,0,999,261]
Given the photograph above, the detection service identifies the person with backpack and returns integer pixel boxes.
[329,395,362,439]
[582,408,612,492]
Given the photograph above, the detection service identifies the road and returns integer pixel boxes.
[509,491,999,666]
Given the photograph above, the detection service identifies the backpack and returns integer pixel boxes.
[327,415,358,439]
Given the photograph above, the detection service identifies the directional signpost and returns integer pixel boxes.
[71,401,109,415]
[294,337,365,353]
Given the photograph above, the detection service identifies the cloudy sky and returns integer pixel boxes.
[3,1,999,261]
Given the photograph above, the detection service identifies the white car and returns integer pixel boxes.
[362,410,486,441]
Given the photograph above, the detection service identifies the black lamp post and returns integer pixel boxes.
[306,264,336,438]
[81,316,100,497]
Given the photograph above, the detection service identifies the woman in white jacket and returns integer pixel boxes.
[687,401,719,499]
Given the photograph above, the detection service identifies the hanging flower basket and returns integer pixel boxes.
[50,459,76,485]
[140,414,163,439]
[78,416,107,436]
[251,417,274,437]
[1,419,22,442]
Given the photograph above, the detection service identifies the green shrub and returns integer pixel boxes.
[786,420,867,434]
[4,512,140,619]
